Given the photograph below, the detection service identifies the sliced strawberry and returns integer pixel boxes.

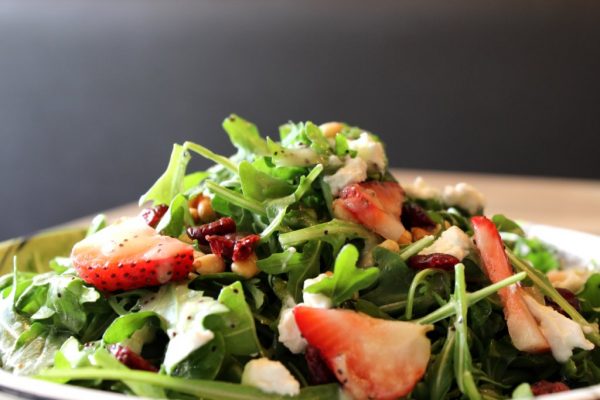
[294,306,431,400]
[333,181,406,241]
[471,216,549,353]
[71,217,194,292]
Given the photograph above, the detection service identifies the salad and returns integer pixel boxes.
[1,115,600,400]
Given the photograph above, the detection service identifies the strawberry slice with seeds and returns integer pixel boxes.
[294,306,431,400]
[71,217,194,292]
[472,216,549,353]
[333,181,406,241]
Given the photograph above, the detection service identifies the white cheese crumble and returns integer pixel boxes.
[419,226,472,261]
[323,156,368,196]
[522,294,594,362]
[277,306,307,354]
[303,273,334,309]
[547,268,591,293]
[403,177,441,200]
[140,284,228,372]
[242,358,300,396]
[442,182,486,215]
[348,132,387,173]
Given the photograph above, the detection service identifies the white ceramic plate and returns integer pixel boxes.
[0,224,598,400]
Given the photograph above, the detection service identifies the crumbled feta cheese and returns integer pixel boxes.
[324,157,368,195]
[404,177,441,200]
[242,358,300,396]
[140,284,228,372]
[547,268,591,293]
[419,226,472,261]
[303,273,334,309]
[277,307,307,354]
[522,294,594,362]
[348,132,387,173]
[442,183,486,215]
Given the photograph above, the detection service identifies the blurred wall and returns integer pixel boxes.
[1,0,599,239]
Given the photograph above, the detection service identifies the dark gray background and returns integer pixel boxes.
[1,0,599,240]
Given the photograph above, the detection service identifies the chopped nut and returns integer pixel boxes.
[319,122,344,138]
[411,227,432,241]
[378,239,400,253]
[193,252,226,275]
[397,229,413,245]
[231,253,260,279]
[197,196,217,223]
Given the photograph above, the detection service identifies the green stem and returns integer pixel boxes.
[506,249,600,346]
[36,368,336,400]
[204,181,266,216]
[399,235,435,260]
[416,272,527,325]
[278,219,376,248]
[405,268,444,320]
[184,141,238,174]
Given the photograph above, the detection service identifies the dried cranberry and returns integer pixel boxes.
[408,253,460,271]
[305,345,336,385]
[108,344,158,372]
[531,380,569,396]
[401,203,436,230]
[206,235,235,259]
[140,204,169,228]
[233,234,261,261]
[545,288,581,315]
[187,217,236,244]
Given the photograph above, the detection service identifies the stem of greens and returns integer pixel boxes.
[506,249,600,346]
[278,219,376,248]
[405,268,444,320]
[204,181,266,216]
[399,235,435,260]
[453,263,481,400]
[416,272,527,325]
[184,141,238,174]
[36,368,330,400]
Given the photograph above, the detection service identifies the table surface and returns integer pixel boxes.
[70,169,600,235]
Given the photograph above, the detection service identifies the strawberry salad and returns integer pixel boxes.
[1,115,600,400]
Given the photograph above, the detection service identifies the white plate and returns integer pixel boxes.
[0,224,599,400]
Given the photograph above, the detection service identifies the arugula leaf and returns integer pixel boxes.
[14,272,107,334]
[4,323,68,375]
[139,144,191,206]
[514,237,560,273]
[257,241,323,302]
[239,160,294,202]
[305,244,379,306]
[492,214,525,236]
[102,311,160,344]
[171,333,225,380]
[304,122,331,155]
[579,273,600,312]
[206,281,263,356]
[155,193,192,237]
[222,114,269,156]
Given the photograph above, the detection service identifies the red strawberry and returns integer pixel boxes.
[333,181,406,241]
[294,306,431,400]
[71,217,194,292]
[471,216,549,353]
